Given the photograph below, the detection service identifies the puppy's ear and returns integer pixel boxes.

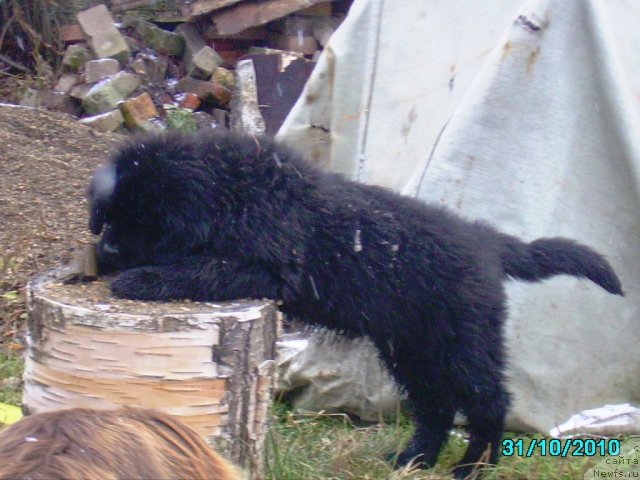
[88,164,116,235]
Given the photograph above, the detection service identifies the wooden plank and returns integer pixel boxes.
[111,0,158,11]
[209,0,336,36]
[181,0,246,18]
[244,53,315,134]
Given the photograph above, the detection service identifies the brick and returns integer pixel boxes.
[79,109,125,132]
[175,76,231,106]
[62,44,93,72]
[178,92,201,110]
[59,24,85,44]
[82,72,141,114]
[39,91,81,116]
[127,18,185,56]
[120,92,159,129]
[175,23,222,80]
[69,83,93,100]
[77,4,131,65]
[131,57,147,75]
[215,49,246,68]
[54,74,79,94]
[139,54,169,85]
[84,58,120,83]
[211,67,235,91]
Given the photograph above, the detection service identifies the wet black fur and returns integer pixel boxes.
[89,130,623,478]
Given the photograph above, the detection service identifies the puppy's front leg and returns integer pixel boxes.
[110,255,286,302]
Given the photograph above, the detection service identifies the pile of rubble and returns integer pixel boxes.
[18,0,350,135]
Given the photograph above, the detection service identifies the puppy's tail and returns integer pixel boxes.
[499,236,624,296]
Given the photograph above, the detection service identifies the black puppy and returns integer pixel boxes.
[89,130,623,478]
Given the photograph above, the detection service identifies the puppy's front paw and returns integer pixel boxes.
[110,267,170,301]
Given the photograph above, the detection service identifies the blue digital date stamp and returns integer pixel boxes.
[502,438,621,458]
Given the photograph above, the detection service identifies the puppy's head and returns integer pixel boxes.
[88,132,219,273]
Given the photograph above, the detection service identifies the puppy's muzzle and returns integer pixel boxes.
[95,241,122,273]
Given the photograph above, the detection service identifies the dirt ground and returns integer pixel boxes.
[0,104,122,346]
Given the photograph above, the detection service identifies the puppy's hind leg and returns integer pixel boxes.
[393,392,456,469]
[453,387,509,479]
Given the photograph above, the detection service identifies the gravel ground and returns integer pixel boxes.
[0,104,122,345]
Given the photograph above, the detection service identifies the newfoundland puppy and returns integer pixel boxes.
[89,130,623,478]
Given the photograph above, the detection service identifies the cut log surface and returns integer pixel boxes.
[24,270,280,479]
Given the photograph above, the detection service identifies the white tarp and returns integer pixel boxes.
[277,0,640,432]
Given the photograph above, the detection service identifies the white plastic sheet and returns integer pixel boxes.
[277,0,640,432]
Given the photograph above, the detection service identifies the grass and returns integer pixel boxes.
[0,350,23,406]
[264,404,600,480]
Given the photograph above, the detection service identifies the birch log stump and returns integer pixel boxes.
[24,269,280,479]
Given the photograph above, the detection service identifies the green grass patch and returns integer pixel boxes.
[0,351,23,406]
[265,404,603,479]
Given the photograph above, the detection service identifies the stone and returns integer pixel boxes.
[127,18,185,56]
[54,74,79,94]
[62,44,93,72]
[175,23,222,80]
[84,58,120,83]
[175,76,231,106]
[81,72,141,114]
[120,92,159,129]
[77,4,131,65]
[79,109,125,132]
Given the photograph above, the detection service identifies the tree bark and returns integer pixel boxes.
[24,269,279,479]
